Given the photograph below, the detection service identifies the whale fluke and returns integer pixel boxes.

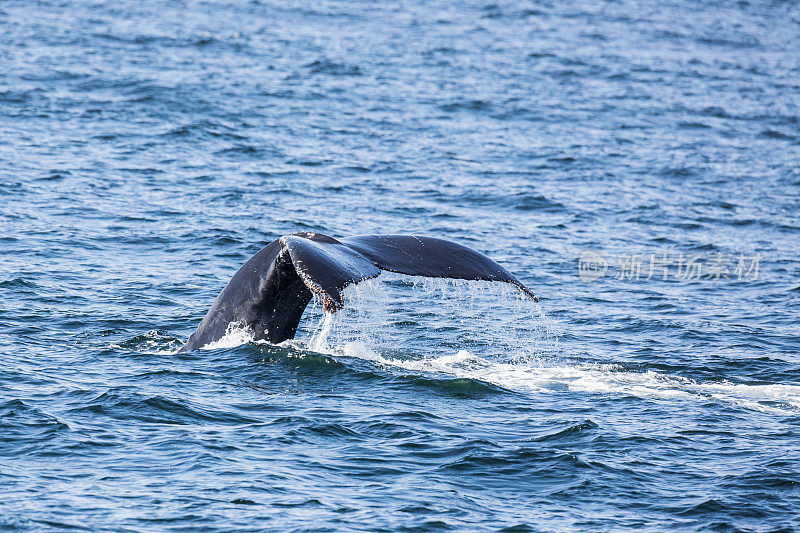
[179,232,535,352]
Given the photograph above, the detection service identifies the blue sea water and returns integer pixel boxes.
[2,0,800,530]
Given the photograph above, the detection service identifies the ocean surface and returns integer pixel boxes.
[2,0,799,530]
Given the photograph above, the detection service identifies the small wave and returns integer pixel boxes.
[70,388,260,425]
[439,99,492,113]
[0,278,37,290]
[678,121,711,129]
[513,193,566,212]
[759,129,795,141]
[305,59,362,76]
[533,420,598,442]
[214,144,279,159]
[0,399,70,445]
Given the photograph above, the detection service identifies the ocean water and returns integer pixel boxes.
[2,0,799,530]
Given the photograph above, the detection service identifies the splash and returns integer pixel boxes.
[308,311,335,352]
[200,320,255,350]
[297,273,556,363]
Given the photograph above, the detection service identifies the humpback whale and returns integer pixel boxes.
[179,233,536,352]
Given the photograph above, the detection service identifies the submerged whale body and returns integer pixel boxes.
[179,233,536,352]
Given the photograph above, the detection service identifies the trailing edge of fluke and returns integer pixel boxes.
[179,232,536,352]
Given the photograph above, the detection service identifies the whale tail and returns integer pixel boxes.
[179,232,536,352]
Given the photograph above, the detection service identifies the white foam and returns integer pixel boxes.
[110,330,183,355]
[308,312,335,352]
[325,343,800,415]
[200,320,255,350]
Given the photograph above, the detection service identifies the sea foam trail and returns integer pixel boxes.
[329,342,800,415]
